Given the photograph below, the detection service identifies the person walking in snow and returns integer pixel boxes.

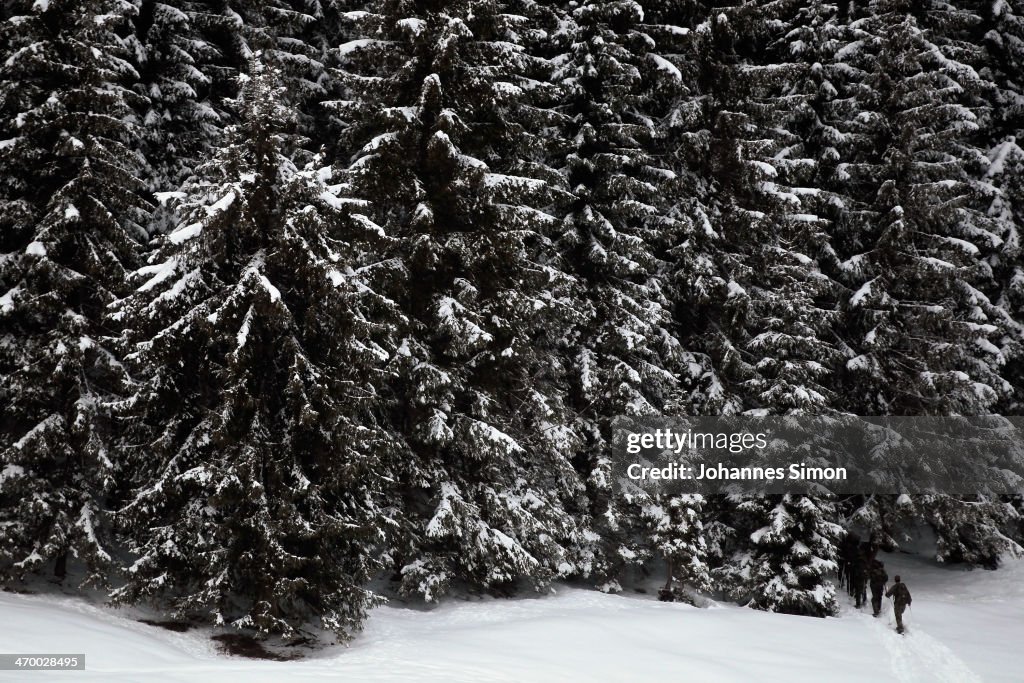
[868,559,888,616]
[848,558,863,606]
[886,575,912,633]
[849,542,871,607]
[838,532,860,588]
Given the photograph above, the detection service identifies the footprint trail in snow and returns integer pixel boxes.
[856,610,981,683]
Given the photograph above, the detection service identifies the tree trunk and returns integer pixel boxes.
[658,557,675,602]
[54,551,67,581]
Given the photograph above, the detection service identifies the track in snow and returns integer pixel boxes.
[847,598,981,683]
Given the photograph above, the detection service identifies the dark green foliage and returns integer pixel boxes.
[109,67,399,640]
[131,1,227,202]
[328,1,591,601]
[647,493,711,601]
[723,494,842,617]
[548,0,701,588]
[0,0,150,586]
[836,1,1011,415]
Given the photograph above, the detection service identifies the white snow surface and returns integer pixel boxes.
[0,551,1020,682]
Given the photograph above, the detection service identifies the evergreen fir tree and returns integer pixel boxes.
[110,66,400,640]
[654,3,835,416]
[986,134,1024,412]
[707,2,844,414]
[0,0,149,586]
[209,1,341,137]
[131,1,226,210]
[839,1,1011,416]
[979,0,1024,411]
[323,1,593,601]
[758,0,867,410]
[547,0,701,588]
[728,494,842,617]
[919,493,1022,567]
[646,493,711,602]
[654,4,848,605]
[831,3,1019,565]
[656,4,751,417]
[845,493,907,552]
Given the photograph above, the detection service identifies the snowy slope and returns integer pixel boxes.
[1,552,1020,682]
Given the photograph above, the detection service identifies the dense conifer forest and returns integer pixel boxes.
[2,0,1023,641]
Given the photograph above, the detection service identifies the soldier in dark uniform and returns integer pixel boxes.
[850,542,873,607]
[868,559,888,616]
[838,532,859,588]
[849,555,865,607]
[886,575,912,633]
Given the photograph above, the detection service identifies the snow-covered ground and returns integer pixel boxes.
[1,551,1020,682]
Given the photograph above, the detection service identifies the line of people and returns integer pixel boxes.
[837,533,912,633]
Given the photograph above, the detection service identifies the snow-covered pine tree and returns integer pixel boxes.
[0,0,149,586]
[653,3,814,416]
[645,493,711,602]
[747,0,869,412]
[918,493,1022,567]
[844,427,1023,567]
[838,1,1011,416]
[130,1,226,217]
[984,134,1024,413]
[975,0,1024,155]
[651,4,743,417]
[546,0,700,589]
[951,4,1024,560]
[699,1,844,415]
[831,2,1022,567]
[643,3,756,589]
[774,0,858,207]
[736,172,843,412]
[1008,494,1024,547]
[781,0,873,286]
[978,0,1024,412]
[333,1,592,601]
[724,212,846,607]
[845,493,908,552]
[109,65,402,640]
[206,1,339,138]
[699,492,739,585]
[728,494,842,617]
[651,3,848,606]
